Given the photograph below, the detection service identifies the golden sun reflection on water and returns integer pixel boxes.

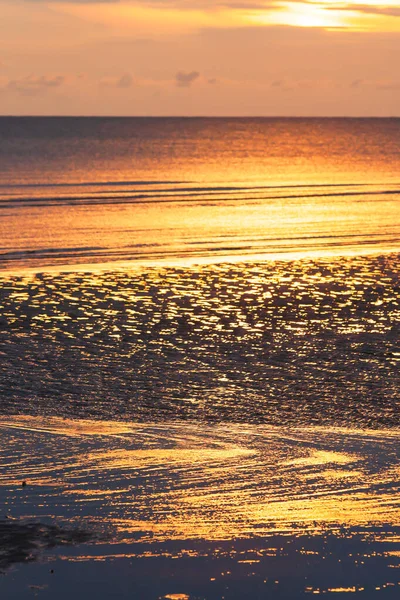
[1,417,400,544]
[1,254,399,432]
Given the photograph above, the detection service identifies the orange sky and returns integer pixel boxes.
[0,0,399,116]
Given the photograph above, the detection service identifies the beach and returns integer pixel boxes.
[1,253,399,598]
[0,117,399,598]
[0,255,399,427]
[1,416,400,598]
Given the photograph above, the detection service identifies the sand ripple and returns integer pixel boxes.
[1,416,399,542]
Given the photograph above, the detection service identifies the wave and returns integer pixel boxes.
[0,234,398,269]
[0,180,189,189]
[0,182,399,209]
[1,179,398,269]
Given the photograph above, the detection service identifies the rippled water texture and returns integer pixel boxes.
[0,117,399,269]
[1,416,400,598]
[0,254,398,427]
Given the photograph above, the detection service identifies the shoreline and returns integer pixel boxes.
[1,245,399,278]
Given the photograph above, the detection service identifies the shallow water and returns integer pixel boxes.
[1,416,400,598]
[2,416,400,540]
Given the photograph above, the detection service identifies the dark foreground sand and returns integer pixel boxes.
[1,417,400,598]
[0,254,399,598]
[0,254,399,427]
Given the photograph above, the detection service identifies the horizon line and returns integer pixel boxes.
[0,114,399,119]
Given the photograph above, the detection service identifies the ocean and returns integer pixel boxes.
[0,117,399,269]
[0,117,399,599]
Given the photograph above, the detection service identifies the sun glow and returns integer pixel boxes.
[43,1,400,33]
[248,3,345,28]
[56,3,243,35]
[246,0,400,30]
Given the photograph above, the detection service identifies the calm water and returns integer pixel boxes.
[0,117,399,269]
[0,118,399,598]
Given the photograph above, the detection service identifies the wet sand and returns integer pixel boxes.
[1,417,400,598]
[0,254,399,427]
[0,253,399,598]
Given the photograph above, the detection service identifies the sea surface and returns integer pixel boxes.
[0,117,399,270]
[0,118,399,599]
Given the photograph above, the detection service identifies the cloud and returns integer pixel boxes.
[17,0,293,8]
[328,4,400,18]
[100,73,134,88]
[22,0,119,3]
[116,73,134,88]
[175,70,200,87]
[350,78,363,88]
[18,0,400,10]
[7,75,65,96]
[344,78,400,92]
[375,80,400,91]
[13,0,400,21]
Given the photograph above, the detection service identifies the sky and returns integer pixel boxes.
[0,0,399,116]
